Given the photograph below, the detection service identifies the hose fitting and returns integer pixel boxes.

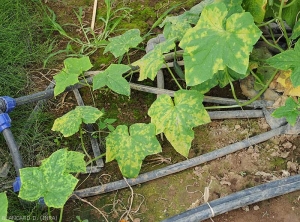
[0,96,16,113]
[0,113,11,132]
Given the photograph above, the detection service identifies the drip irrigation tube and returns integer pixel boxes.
[4,70,272,109]
[208,110,264,119]
[73,124,287,198]
[2,128,23,176]
[162,174,300,222]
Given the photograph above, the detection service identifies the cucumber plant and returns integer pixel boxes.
[49,0,300,178]
[16,0,300,219]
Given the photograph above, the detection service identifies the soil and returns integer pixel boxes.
[34,1,300,222]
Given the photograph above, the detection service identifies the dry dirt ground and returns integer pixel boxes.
[41,1,300,221]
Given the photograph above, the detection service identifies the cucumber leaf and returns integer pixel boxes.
[266,40,300,87]
[272,97,300,126]
[148,90,211,157]
[179,2,261,86]
[54,57,92,96]
[19,149,86,208]
[104,29,143,58]
[242,0,268,23]
[93,64,131,96]
[0,192,13,222]
[133,39,175,81]
[52,106,103,137]
[106,123,161,178]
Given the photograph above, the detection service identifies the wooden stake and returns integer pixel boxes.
[91,0,98,31]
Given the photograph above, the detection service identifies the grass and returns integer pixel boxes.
[0,0,52,97]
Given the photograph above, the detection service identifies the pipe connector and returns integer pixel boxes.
[0,96,16,113]
[0,113,11,132]
[13,176,21,192]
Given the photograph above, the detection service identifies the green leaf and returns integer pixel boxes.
[19,149,85,208]
[52,106,103,137]
[104,29,143,58]
[267,40,300,87]
[272,97,300,126]
[106,123,162,178]
[215,0,244,17]
[93,64,131,96]
[133,39,175,81]
[160,17,192,41]
[54,57,93,96]
[65,151,86,173]
[291,20,300,40]
[159,0,215,41]
[179,2,261,86]
[0,192,13,222]
[148,90,211,157]
[242,0,267,23]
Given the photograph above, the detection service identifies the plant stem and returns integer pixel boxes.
[205,69,278,110]
[226,70,242,106]
[164,61,183,90]
[257,18,277,27]
[274,0,296,8]
[260,35,284,52]
[79,127,92,161]
[277,0,291,49]
[126,51,131,64]
[250,70,265,86]
[59,207,64,222]
[86,153,106,166]
[48,207,53,222]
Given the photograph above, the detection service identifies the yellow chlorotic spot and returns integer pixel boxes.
[213,58,224,73]
[235,52,242,59]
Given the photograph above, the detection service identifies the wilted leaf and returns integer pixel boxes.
[93,64,131,96]
[52,106,103,137]
[54,57,92,96]
[104,29,143,58]
[272,97,300,126]
[106,123,161,178]
[179,2,261,86]
[148,90,211,157]
[19,149,86,208]
[267,40,300,87]
[276,70,300,96]
[133,39,175,81]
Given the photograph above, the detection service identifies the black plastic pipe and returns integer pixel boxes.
[73,124,287,198]
[7,71,272,109]
[162,174,300,222]
[208,110,264,119]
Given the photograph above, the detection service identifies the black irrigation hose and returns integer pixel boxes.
[12,76,271,109]
[73,124,287,198]
[162,174,300,222]
[208,110,264,119]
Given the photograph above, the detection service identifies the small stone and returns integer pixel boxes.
[247,146,254,154]
[242,206,249,212]
[287,161,298,172]
[281,170,290,177]
[235,125,241,130]
[279,151,290,158]
[282,141,293,149]
[0,162,10,178]
[253,205,260,211]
